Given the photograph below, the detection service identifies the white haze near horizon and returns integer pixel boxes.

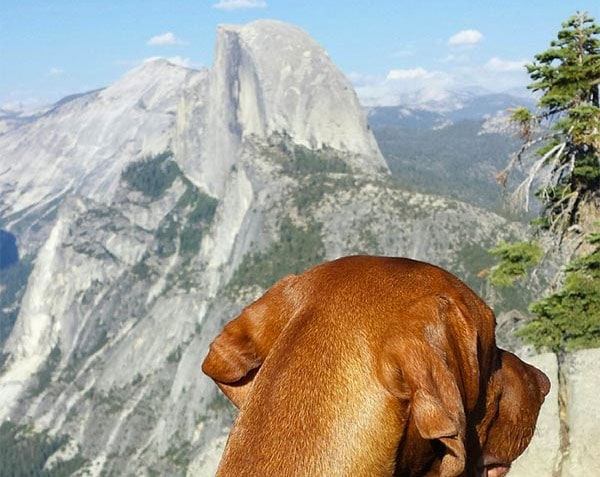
[0,53,534,115]
[349,63,534,108]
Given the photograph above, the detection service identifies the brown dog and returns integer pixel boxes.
[203,256,549,476]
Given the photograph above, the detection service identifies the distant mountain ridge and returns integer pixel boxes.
[363,89,531,211]
[366,91,536,129]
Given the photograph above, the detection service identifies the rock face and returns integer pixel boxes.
[221,21,382,158]
[0,59,204,255]
[176,20,384,199]
[509,353,561,476]
[510,348,600,477]
[0,19,592,477]
[561,348,600,475]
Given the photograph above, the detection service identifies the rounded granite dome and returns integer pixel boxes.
[210,19,384,170]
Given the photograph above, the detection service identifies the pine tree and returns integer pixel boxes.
[493,12,600,352]
[520,232,600,351]
[499,11,600,233]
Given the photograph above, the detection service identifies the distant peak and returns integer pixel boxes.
[217,19,316,47]
[218,19,304,32]
[141,57,173,67]
[137,57,195,71]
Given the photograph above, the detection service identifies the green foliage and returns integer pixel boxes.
[284,145,349,176]
[178,189,218,256]
[528,13,600,112]
[186,190,218,223]
[565,104,600,150]
[494,13,600,352]
[166,345,183,363]
[123,149,219,260]
[465,239,535,314]
[509,106,536,141]
[572,151,600,183]
[154,170,218,259]
[0,352,8,372]
[87,387,126,415]
[150,172,218,260]
[28,346,62,397]
[131,373,143,386]
[0,255,34,348]
[155,215,178,258]
[121,151,179,199]
[0,422,86,477]
[264,133,350,175]
[261,133,361,210]
[489,241,543,287]
[109,150,219,296]
[163,435,191,469]
[229,217,325,291]
[293,174,337,210]
[510,106,533,124]
[373,120,522,211]
[226,137,349,292]
[519,231,600,351]
[510,12,600,230]
[131,258,154,280]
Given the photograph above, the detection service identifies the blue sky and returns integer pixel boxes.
[1,1,599,109]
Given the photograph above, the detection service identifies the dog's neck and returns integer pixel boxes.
[216,315,408,476]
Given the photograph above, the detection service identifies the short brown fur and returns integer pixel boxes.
[202,256,549,476]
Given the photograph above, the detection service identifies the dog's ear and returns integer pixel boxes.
[479,349,550,468]
[409,357,466,477]
[202,275,298,408]
[382,295,479,477]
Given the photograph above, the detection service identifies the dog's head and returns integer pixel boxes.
[203,285,493,475]
[472,350,550,477]
[201,257,549,476]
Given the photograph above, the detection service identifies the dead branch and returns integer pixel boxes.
[509,142,566,211]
